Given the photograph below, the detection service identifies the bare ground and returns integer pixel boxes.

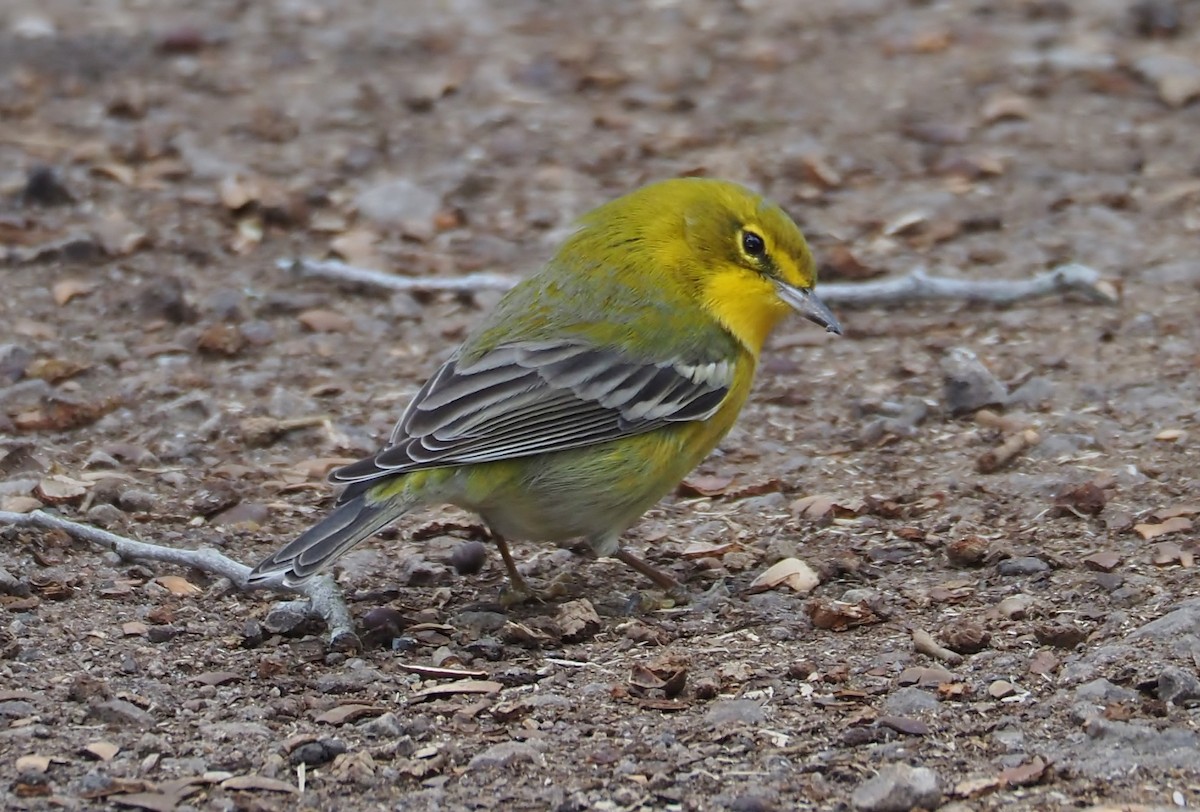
[1,0,1199,809]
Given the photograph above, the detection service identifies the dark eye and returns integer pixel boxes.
[742,230,765,257]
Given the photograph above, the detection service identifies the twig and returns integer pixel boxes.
[912,627,964,665]
[0,510,360,651]
[281,258,1118,307]
[280,258,514,293]
[977,429,1040,474]
[819,264,1119,306]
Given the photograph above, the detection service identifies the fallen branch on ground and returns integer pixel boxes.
[280,258,1119,307]
[0,510,360,651]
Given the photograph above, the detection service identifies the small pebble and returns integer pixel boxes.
[851,764,942,812]
[997,556,1050,576]
[450,540,489,575]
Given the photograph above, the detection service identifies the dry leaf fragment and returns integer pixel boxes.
[877,715,929,735]
[16,754,52,773]
[25,357,90,382]
[677,474,732,497]
[314,704,386,725]
[51,278,97,306]
[34,475,89,504]
[297,309,354,333]
[799,151,842,188]
[981,92,1033,123]
[408,679,503,701]
[83,741,120,761]
[196,323,246,357]
[1028,649,1059,676]
[154,575,201,596]
[790,494,863,523]
[1150,542,1186,566]
[1135,516,1193,540]
[221,775,298,793]
[681,541,739,559]
[1053,482,1107,516]
[1081,551,1120,572]
[997,756,1048,787]
[113,791,189,812]
[955,776,1002,798]
[1152,504,1200,521]
[557,598,602,643]
[807,599,879,631]
[193,671,240,687]
[748,558,820,594]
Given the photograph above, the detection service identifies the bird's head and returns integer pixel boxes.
[583,177,841,353]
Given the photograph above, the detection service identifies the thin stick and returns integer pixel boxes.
[281,258,1118,307]
[0,510,360,650]
[912,627,964,665]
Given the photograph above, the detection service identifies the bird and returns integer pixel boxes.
[248,177,841,600]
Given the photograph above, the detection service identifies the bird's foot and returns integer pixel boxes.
[499,571,571,608]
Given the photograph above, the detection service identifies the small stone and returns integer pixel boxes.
[989,680,1017,699]
[996,593,1034,619]
[116,488,157,513]
[467,740,542,771]
[693,678,720,700]
[146,625,182,644]
[940,621,991,654]
[89,699,155,729]
[85,503,125,528]
[997,556,1050,576]
[288,739,346,767]
[1033,622,1088,649]
[1131,0,1184,37]
[1130,599,1200,642]
[263,601,317,636]
[884,687,940,715]
[0,344,33,383]
[136,277,195,324]
[360,606,408,648]
[355,178,441,241]
[449,541,489,575]
[704,699,764,728]
[940,348,1007,415]
[240,618,265,648]
[22,166,73,206]
[728,795,777,812]
[1075,678,1138,705]
[1157,666,1200,705]
[946,535,989,567]
[851,764,942,812]
[361,712,405,739]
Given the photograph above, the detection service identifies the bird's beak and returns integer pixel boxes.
[776,282,842,335]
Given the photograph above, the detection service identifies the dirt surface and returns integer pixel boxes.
[2,0,1200,809]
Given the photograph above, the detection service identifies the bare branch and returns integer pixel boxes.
[280,257,515,293]
[0,510,360,650]
[281,257,1118,307]
[818,263,1119,306]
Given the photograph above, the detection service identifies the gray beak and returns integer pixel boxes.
[776,282,842,335]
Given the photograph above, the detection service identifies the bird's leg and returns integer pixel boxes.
[612,548,687,601]
[493,535,568,606]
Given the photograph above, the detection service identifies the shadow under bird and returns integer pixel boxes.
[248,177,841,600]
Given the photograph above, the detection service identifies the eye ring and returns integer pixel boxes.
[741,230,765,257]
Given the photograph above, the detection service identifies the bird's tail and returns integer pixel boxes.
[247,491,413,587]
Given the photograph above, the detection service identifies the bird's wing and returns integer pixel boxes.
[330,339,733,487]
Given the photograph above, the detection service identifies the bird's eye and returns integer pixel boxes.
[741,230,765,257]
